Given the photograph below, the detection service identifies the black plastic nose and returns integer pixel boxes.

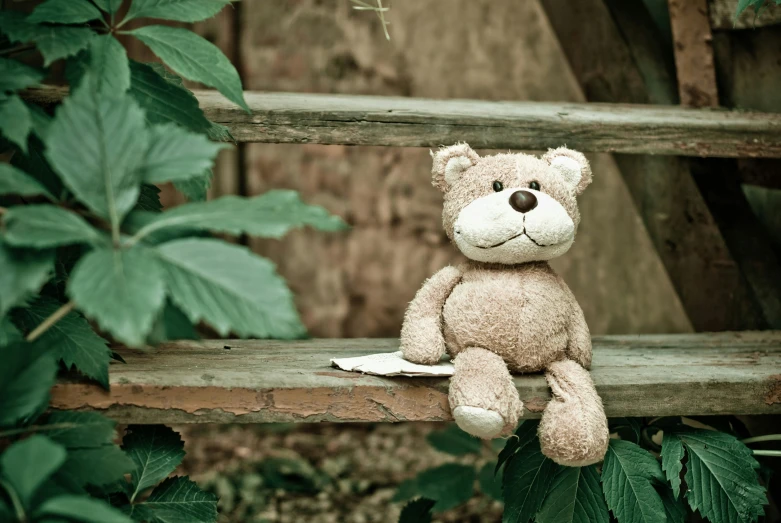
[509,190,538,213]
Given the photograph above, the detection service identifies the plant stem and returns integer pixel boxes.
[753,450,781,457]
[742,434,781,445]
[26,301,75,342]
[0,479,25,522]
[0,43,34,57]
[0,422,83,439]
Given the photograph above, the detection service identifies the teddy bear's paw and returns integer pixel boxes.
[453,406,506,439]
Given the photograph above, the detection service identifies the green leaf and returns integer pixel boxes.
[0,163,54,199]
[134,476,218,523]
[81,35,131,95]
[45,83,148,225]
[502,433,557,523]
[142,123,227,184]
[3,205,103,248]
[259,457,329,493]
[36,495,133,523]
[416,464,476,512]
[135,184,163,212]
[11,135,64,199]
[674,429,766,523]
[128,60,214,135]
[45,411,118,449]
[126,0,232,23]
[601,439,667,523]
[15,296,112,388]
[0,11,96,66]
[0,316,22,346]
[1,436,67,508]
[58,446,136,488]
[398,498,435,523]
[658,485,686,523]
[478,462,503,502]
[0,239,54,317]
[123,425,186,500]
[609,417,643,444]
[68,246,166,347]
[0,58,44,93]
[155,238,306,338]
[147,299,199,343]
[660,431,684,498]
[28,0,104,24]
[496,421,539,475]
[536,465,609,523]
[134,192,347,242]
[93,0,123,14]
[0,342,57,427]
[130,25,249,112]
[0,95,32,152]
[173,171,211,202]
[426,424,482,456]
[27,103,53,139]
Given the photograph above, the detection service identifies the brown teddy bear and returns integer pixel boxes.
[400,143,609,467]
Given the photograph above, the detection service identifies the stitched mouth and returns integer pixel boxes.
[456,229,554,249]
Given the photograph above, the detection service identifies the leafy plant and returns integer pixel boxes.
[0,1,345,521]
[734,0,781,22]
[396,418,772,523]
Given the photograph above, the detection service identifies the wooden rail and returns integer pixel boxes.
[50,332,781,424]
[24,88,781,158]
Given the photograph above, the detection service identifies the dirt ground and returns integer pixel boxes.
[178,423,504,523]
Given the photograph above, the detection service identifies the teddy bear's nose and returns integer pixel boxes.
[509,190,538,213]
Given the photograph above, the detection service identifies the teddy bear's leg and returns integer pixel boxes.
[539,359,609,466]
[449,347,523,439]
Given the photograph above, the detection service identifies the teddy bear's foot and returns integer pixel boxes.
[539,359,609,467]
[449,347,523,439]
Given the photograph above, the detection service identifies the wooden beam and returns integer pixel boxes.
[669,0,720,107]
[22,87,781,158]
[48,334,781,424]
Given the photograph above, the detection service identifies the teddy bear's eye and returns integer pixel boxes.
[492,181,504,192]
[529,181,541,191]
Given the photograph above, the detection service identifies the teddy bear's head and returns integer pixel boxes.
[431,143,592,265]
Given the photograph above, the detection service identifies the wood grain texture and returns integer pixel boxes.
[21,88,781,158]
[49,333,781,424]
[669,0,720,107]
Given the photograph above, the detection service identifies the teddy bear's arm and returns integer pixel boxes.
[558,277,592,369]
[400,265,463,365]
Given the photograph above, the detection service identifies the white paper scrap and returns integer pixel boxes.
[330,351,454,377]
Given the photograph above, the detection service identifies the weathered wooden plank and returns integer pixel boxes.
[49,333,781,424]
[669,0,720,107]
[21,87,781,158]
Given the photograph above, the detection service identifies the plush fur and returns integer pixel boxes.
[400,143,609,467]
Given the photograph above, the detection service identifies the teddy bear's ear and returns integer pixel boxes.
[431,143,480,192]
[542,147,592,195]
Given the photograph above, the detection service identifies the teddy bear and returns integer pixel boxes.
[400,143,609,467]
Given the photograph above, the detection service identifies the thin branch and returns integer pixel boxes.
[26,301,75,342]
[0,43,35,57]
[742,434,781,445]
[753,450,781,457]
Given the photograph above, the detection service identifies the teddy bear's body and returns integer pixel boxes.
[400,143,609,467]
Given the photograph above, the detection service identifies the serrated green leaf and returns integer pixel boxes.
[658,485,686,523]
[0,163,53,199]
[0,342,57,427]
[28,0,104,24]
[123,425,186,501]
[173,170,211,202]
[134,191,347,243]
[11,135,64,199]
[502,433,557,523]
[1,435,66,509]
[130,25,249,112]
[0,95,32,152]
[147,299,199,343]
[3,205,102,248]
[59,445,136,488]
[0,58,44,93]
[135,184,163,212]
[536,465,608,523]
[660,432,684,499]
[45,411,117,449]
[141,123,227,184]
[601,439,667,523]
[609,417,643,444]
[134,476,218,523]
[81,35,131,95]
[677,429,766,523]
[46,83,147,225]
[0,11,96,66]
[93,0,123,14]
[399,498,435,523]
[426,424,482,456]
[496,421,538,475]
[126,0,232,23]
[128,60,213,135]
[0,316,22,346]
[68,246,166,347]
[413,464,476,512]
[0,239,54,317]
[15,296,112,388]
[478,462,503,502]
[35,495,133,523]
[26,102,52,139]
[155,238,306,338]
